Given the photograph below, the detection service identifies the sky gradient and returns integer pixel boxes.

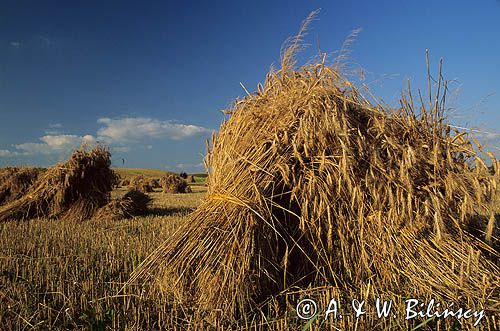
[1,0,499,172]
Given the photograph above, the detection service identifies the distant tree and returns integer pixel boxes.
[179,172,188,179]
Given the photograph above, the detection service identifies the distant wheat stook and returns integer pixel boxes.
[93,189,152,221]
[130,175,154,193]
[160,174,192,193]
[0,145,118,222]
[130,20,499,328]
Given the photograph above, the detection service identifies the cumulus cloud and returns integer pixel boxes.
[472,131,500,143]
[474,132,500,157]
[97,117,212,142]
[0,149,13,157]
[13,134,96,155]
[449,127,500,158]
[41,134,94,148]
[449,125,500,152]
[1,116,213,160]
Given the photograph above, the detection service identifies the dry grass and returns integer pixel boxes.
[130,14,499,330]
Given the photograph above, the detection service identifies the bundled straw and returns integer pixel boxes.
[0,167,42,206]
[94,189,151,221]
[129,176,153,193]
[0,145,118,222]
[149,178,161,189]
[160,174,191,193]
[131,17,499,327]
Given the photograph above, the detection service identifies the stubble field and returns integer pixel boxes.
[0,175,208,330]
[0,168,498,330]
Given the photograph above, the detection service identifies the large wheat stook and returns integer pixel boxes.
[131,15,499,329]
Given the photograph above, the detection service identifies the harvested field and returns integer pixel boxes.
[0,184,206,330]
[0,170,497,329]
[113,168,171,179]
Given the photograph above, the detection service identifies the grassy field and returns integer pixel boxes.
[113,168,172,179]
[113,168,207,184]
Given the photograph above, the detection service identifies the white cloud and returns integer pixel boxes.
[1,116,213,160]
[40,135,81,148]
[449,125,500,157]
[0,149,14,157]
[82,134,95,142]
[9,41,22,48]
[13,142,50,155]
[450,125,499,142]
[97,117,212,142]
[13,134,96,155]
[472,131,500,143]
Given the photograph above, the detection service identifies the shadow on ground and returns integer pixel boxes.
[147,206,195,217]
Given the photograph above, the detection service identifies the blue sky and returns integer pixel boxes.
[1,0,499,172]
